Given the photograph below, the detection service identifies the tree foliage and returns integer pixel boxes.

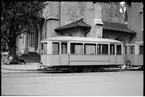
[1,1,45,56]
[100,2,124,23]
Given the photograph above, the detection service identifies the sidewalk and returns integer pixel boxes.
[1,63,40,73]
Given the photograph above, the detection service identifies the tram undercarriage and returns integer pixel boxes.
[38,65,122,72]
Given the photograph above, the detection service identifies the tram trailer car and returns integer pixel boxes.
[40,36,124,72]
[125,41,143,69]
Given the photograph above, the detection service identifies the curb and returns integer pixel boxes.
[1,68,63,74]
[1,68,39,74]
[2,68,38,71]
[1,63,40,72]
[1,71,39,74]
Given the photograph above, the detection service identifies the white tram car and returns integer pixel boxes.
[125,41,143,69]
[40,36,124,72]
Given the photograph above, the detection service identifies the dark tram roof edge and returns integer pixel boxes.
[55,18,91,32]
[54,18,136,34]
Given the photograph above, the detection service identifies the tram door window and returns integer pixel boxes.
[139,45,143,54]
[41,42,47,54]
[61,42,67,54]
[130,45,135,54]
[70,43,83,54]
[84,44,96,55]
[110,44,115,55]
[97,44,108,55]
[116,45,122,55]
[52,42,59,54]
[125,46,127,54]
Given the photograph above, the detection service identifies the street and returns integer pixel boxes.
[1,70,143,96]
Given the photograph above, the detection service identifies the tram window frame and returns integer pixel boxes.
[97,44,108,55]
[139,45,143,54]
[52,42,59,54]
[61,42,67,54]
[41,42,47,55]
[84,43,96,55]
[130,45,135,55]
[116,45,122,55]
[70,43,83,55]
[110,44,115,55]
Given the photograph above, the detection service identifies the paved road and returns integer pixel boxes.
[1,70,143,96]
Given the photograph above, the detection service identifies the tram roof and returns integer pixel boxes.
[135,41,143,45]
[41,36,123,43]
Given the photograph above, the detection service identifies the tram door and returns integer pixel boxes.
[125,45,135,65]
[109,44,116,64]
[59,42,69,65]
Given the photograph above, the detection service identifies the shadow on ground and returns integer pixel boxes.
[37,68,143,74]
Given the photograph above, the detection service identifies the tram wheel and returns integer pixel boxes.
[125,60,131,69]
[99,68,104,72]
[90,68,96,72]
[69,67,74,72]
[71,68,78,72]
[77,68,83,72]
[95,67,104,72]
[138,66,144,70]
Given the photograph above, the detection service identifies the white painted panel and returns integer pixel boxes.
[41,55,59,66]
[133,55,143,66]
[41,55,47,65]
[69,55,109,66]
[116,55,124,65]
[70,55,109,62]
[109,55,116,65]
[49,55,60,66]
[59,55,69,65]
[70,61,109,66]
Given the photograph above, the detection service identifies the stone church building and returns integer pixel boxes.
[16,2,143,57]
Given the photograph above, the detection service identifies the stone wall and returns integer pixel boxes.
[127,2,143,41]
[60,2,84,26]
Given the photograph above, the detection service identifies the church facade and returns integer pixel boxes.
[16,2,143,55]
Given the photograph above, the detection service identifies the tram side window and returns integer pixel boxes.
[97,44,108,55]
[41,42,47,54]
[70,43,83,54]
[97,44,101,54]
[61,42,67,54]
[110,44,115,55]
[116,45,122,55]
[139,45,143,54]
[84,44,96,55]
[52,42,59,54]
[130,45,135,54]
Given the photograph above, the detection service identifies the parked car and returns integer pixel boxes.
[1,51,25,64]
[1,51,9,64]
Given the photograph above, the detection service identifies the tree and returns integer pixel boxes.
[100,2,124,23]
[1,1,45,60]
